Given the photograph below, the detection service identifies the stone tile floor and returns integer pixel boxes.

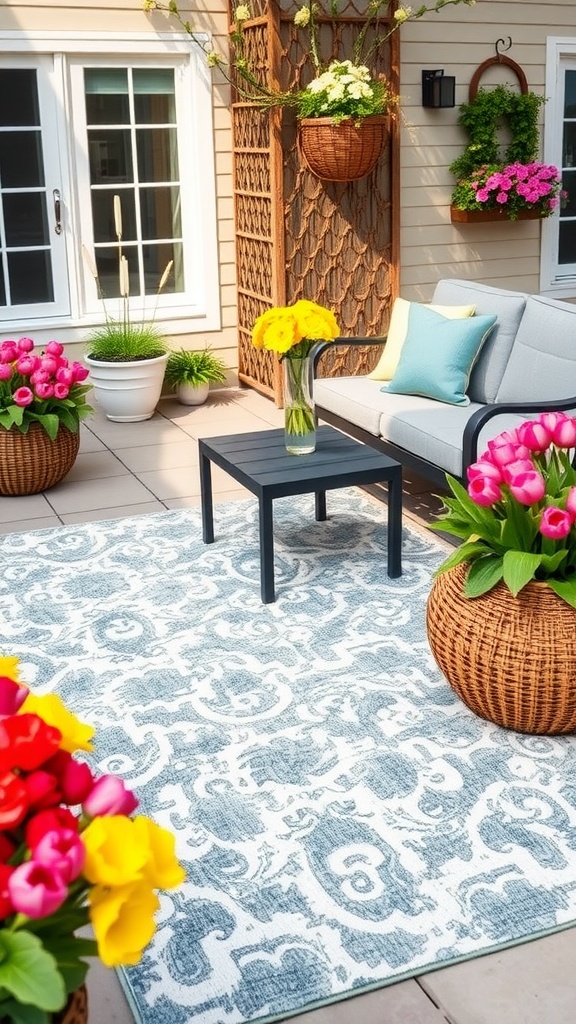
[1,385,574,1023]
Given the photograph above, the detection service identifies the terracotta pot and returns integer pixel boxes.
[298,115,389,181]
[0,423,80,496]
[450,205,542,223]
[426,562,576,735]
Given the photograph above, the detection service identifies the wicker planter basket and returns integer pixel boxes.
[55,985,88,1024]
[298,114,389,181]
[426,562,576,735]
[0,423,80,496]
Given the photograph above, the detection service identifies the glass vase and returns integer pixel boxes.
[283,355,316,455]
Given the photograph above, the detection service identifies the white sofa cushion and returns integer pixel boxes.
[496,294,576,404]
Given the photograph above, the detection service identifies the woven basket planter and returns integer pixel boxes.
[426,562,576,735]
[0,422,80,496]
[55,985,88,1024]
[298,115,389,181]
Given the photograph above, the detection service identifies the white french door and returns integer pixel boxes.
[0,56,70,319]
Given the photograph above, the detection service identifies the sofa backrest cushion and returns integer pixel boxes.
[496,294,576,404]
[380,304,497,406]
[432,279,528,404]
[367,297,476,381]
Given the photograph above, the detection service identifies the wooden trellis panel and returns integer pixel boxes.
[230,0,399,403]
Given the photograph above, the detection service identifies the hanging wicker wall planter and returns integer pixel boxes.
[0,422,80,496]
[426,562,576,736]
[297,114,389,181]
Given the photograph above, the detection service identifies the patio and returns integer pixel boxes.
[2,386,575,1024]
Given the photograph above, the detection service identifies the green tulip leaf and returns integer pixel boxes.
[539,550,569,573]
[0,996,49,1024]
[502,550,543,595]
[434,540,491,576]
[0,931,66,1013]
[546,577,576,609]
[463,556,504,597]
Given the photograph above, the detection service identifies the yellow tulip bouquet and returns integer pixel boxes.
[0,654,184,1024]
[252,299,340,439]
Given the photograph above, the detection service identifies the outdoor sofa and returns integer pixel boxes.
[312,279,576,487]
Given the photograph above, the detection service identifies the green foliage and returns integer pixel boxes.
[164,348,227,387]
[450,84,545,180]
[86,323,168,362]
[0,931,66,1017]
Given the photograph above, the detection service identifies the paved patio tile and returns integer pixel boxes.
[283,980,447,1024]
[419,928,576,1024]
[0,515,62,534]
[0,492,55,523]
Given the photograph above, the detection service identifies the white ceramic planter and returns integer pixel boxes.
[176,382,210,406]
[85,353,169,422]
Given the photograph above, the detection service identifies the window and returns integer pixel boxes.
[542,38,576,295]
[0,33,220,336]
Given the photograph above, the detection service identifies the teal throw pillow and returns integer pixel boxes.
[380,304,497,406]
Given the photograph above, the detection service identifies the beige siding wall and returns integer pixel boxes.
[0,0,238,370]
[400,0,576,302]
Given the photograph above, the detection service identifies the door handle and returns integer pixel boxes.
[53,188,62,235]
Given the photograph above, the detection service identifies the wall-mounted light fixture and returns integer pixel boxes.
[421,69,456,108]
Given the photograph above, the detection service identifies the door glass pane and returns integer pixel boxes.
[140,186,181,239]
[0,68,56,311]
[559,222,576,264]
[0,70,39,127]
[136,128,179,182]
[0,131,44,188]
[3,193,49,247]
[143,242,183,293]
[88,129,133,184]
[85,69,129,125]
[95,245,138,299]
[8,250,53,304]
[134,69,176,123]
[560,169,576,216]
[86,67,183,298]
[92,190,137,243]
[564,70,576,118]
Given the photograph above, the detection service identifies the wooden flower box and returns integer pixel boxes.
[450,206,542,223]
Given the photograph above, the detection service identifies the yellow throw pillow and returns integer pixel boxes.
[367,298,476,381]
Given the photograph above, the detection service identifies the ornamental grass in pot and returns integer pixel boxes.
[0,338,92,496]
[83,195,172,422]
[426,413,576,734]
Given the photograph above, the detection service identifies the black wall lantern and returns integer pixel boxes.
[421,69,456,108]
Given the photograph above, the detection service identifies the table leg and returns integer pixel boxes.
[199,451,214,544]
[387,470,402,578]
[258,495,275,603]
[315,490,327,521]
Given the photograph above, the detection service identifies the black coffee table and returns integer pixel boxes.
[199,425,402,603]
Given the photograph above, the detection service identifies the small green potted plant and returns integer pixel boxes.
[84,195,172,422]
[164,348,227,406]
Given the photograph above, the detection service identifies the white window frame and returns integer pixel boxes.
[541,36,576,297]
[0,31,221,337]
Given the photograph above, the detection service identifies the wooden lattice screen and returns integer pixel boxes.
[230,0,400,403]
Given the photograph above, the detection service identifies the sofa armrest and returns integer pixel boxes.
[462,397,576,475]
[311,336,386,377]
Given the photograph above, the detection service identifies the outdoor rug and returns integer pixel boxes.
[2,489,576,1024]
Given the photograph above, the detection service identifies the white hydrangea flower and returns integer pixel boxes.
[294,6,310,27]
[234,4,250,22]
[394,6,413,22]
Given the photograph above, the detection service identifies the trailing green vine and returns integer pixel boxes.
[449,84,545,180]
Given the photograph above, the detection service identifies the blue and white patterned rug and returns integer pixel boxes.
[2,488,576,1024]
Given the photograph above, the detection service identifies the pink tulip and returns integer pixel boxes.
[0,365,12,381]
[517,420,552,452]
[34,383,54,400]
[8,860,68,918]
[12,387,34,407]
[468,476,502,507]
[53,383,70,400]
[539,506,573,540]
[508,470,546,505]
[17,337,34,353]
[45,341,64,357]
[23,770,61,810]
[537,412,576,444]
[39,355,58,375]
[0,676,29,716]
[71,362,89,383]
[467,459,503,483]
[486,438,530,468]
[32,828,85,883]
[25,807,79,849]
[501,459,535,484]
[0,342,18,363]
[567,487,576,517]
[15,355,39,377]
[551,415,576,448]
[56,367,74,386]
[83,774,139,817]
